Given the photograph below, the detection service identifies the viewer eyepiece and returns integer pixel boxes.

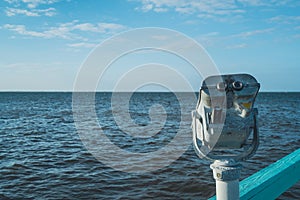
[217,82,227,91]
[232,81,243,91]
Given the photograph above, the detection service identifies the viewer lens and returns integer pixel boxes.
[232,81,243,90]
[217,82,227,91]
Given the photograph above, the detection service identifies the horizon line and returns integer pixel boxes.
[0,90,299,93]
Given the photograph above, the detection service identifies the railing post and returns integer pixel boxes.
[210,159,242,200]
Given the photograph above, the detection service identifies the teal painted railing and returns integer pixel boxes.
[209,148,300,200]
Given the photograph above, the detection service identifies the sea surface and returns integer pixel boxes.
[0,92,299,199]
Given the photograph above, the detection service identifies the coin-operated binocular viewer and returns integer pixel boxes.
[192,74,260,200]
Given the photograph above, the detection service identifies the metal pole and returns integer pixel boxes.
[210,159,241,200]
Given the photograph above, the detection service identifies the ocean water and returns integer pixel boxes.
[0,92,299,199]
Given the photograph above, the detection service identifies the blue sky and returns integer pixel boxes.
[0,0,300,91]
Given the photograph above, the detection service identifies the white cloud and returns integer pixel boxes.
[196,29,273,48]
[2,21,127,40]
[200,32,220,37]
[4,0,19,4]
[268,15,300,24]
[97,23,127,33]
[237,0,297,6]
[140,3,153,12]
[226,43,247,49]
[133,0,299,19]
[72,23,99,32]
[153,7,168,12]
[61,21,127,34]
[67,42,98,48]
[196,31,220,47]
[293,34,300,38]
[5,7,56,17]
[23,0,57,9]
[4,0,59,8]
[135,0,243,16]
[233,28,274,38]
[3,24,49,38]
[4,0,61,16]
[237,0,268,6]
[6,7,38,16]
